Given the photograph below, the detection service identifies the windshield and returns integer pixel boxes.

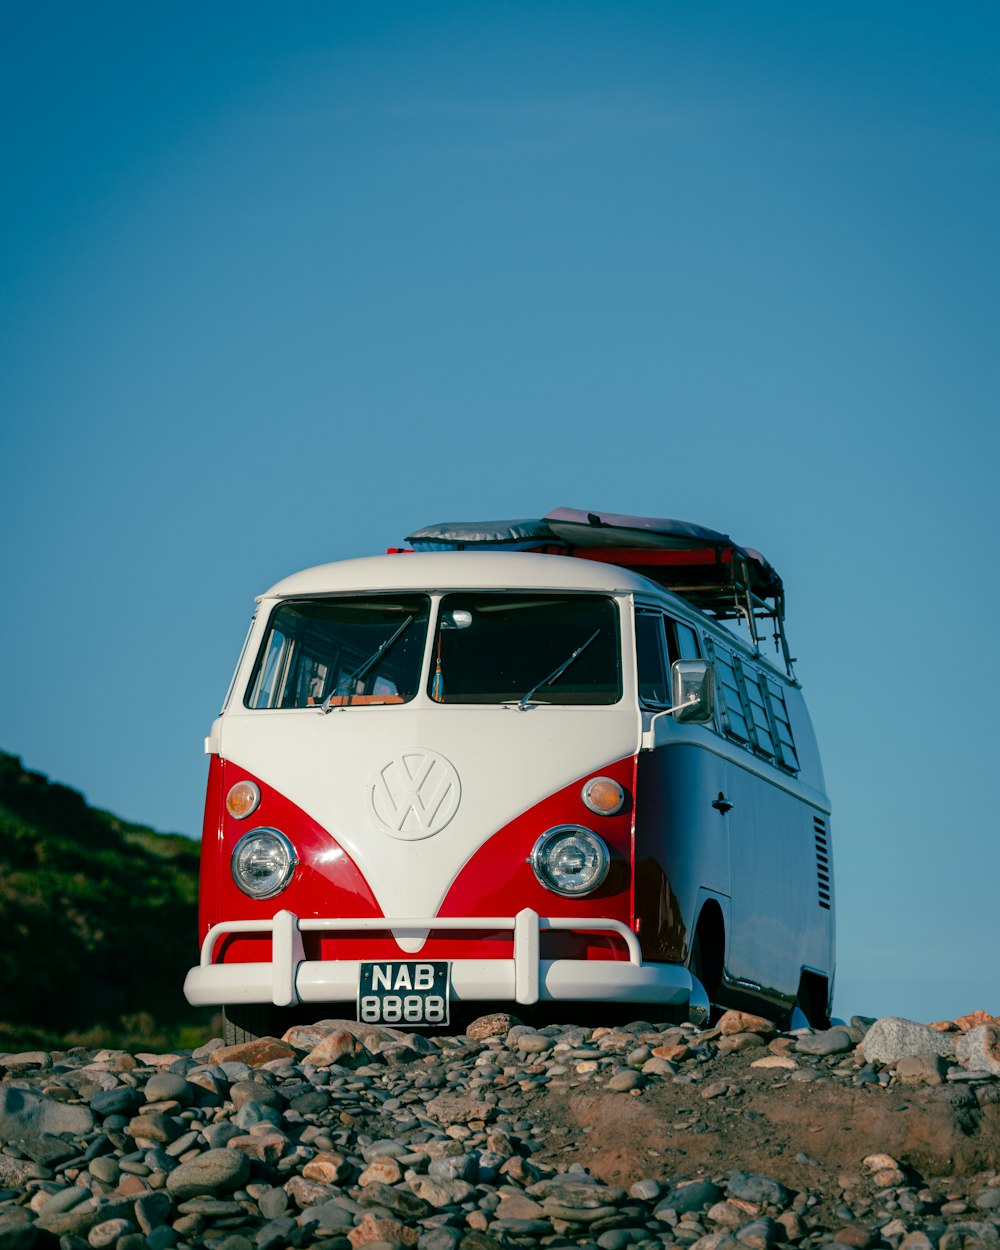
[428,593,620,705]
[245,595,430,709]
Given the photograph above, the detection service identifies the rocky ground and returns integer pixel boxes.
[1,1010,999,1250]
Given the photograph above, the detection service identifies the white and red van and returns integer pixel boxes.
[184,510,834,1042]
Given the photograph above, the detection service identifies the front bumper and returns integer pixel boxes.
[183,907,695,1009]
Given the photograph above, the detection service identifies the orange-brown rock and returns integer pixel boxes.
[209,1038,298,1067]
[357,1156,404,1185]
[226,1132,286,1164]
[954,1010,999,1032]
[303,1030,374,1069]
[652,1044,691,1062]
[718,1010,776,1037]
[717,1032,766,1054]
[348,1214,418,1246]
[302,1152,352,1185]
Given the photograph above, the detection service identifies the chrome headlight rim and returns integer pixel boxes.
[230,826,298,900]
[529,824,611,897]
[580,775,625,816]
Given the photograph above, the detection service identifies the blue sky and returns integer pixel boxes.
[2,2,997,1026]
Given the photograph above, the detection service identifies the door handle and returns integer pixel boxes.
[712,792,734,814]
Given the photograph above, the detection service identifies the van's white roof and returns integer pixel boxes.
[263,551,662,598]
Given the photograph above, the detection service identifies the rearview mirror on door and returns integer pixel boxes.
[670,659,714,724]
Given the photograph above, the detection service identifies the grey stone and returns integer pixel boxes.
[515,1033,554,1054]
[230,1081,285,1112]
[87,1157,120,1186]
[939,1223,1000,1249]
[528,1178,627,1205]
[233,1101,282,1130]
[361,1139,411,1162]
[794,1028,853,1056]
[165,1149,250,1200]
[147,1228,179,1250]
[725,1172,789,1206]
[164,1130,201,1158]
[848,1016,877,1043]
[861,1018,954,1066]
[0,1087,94,1142]
[0,1156,38,1189]
[257,1188,289,1220]
[255,1216,297,1249]
[655,1180,723,1216]
[40,1187,92,1217]
[0,1215,38,1250]
[86,1217,136,1248]
[202,1122,243,1149]
[299,1200,353,1232]
[143,1074,195,1106]
[596,1231,646,1250]
[134,1190,174,1233]
[608,1068,644,1092]
[356,1181,430,1218]
[630,1179,661,1201]
[175,1198,244,1216]
[36,1196,136,1238]
[427,1154,476,1181]
[955,1025,1000,1077]
[22,1134,80,1166]
[211,1236,255,1250]
[417,1229,463,1250]
[89,1089,143,1118]
[490,1218,553,1237]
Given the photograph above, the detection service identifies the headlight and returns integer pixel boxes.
[231,828,297,899]
[226,780,261,820]
[530,826,610,896]
[581,776,625,815]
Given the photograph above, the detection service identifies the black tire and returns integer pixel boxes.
[789,972,831,1031]
[222,1003,276,1046]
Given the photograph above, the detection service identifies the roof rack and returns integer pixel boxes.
[401,508,795,676]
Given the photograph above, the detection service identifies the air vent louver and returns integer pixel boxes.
[813,816,831,910]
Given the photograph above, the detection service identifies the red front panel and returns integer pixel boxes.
[200,754,639,965]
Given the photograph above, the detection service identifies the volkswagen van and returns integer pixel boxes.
[184,509,834,1042]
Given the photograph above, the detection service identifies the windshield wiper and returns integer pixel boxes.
[321,615,414,712]
[511,630,600,711]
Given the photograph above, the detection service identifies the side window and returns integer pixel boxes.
[739,662,776,759]
[250,629,289,709]
[705,637,799,772]
[766,676,800,771]
[636,612,669,706]
[674,621,700,661]
[707,641,751,743]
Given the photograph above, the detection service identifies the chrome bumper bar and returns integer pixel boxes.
[183,907,694,1009]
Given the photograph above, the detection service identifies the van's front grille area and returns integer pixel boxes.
[813,816,831,909]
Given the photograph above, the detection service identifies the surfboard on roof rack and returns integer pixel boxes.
[403,507,793,675]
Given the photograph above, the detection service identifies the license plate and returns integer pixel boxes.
[358,961,451,1027]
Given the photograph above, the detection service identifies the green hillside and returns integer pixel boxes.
[0,751,210,1049]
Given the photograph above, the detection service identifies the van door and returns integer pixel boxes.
[708,642,807,1004]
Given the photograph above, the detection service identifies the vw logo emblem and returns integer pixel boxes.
[367,749,461,840]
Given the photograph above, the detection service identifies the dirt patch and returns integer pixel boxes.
[519,1046,1000,1199]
